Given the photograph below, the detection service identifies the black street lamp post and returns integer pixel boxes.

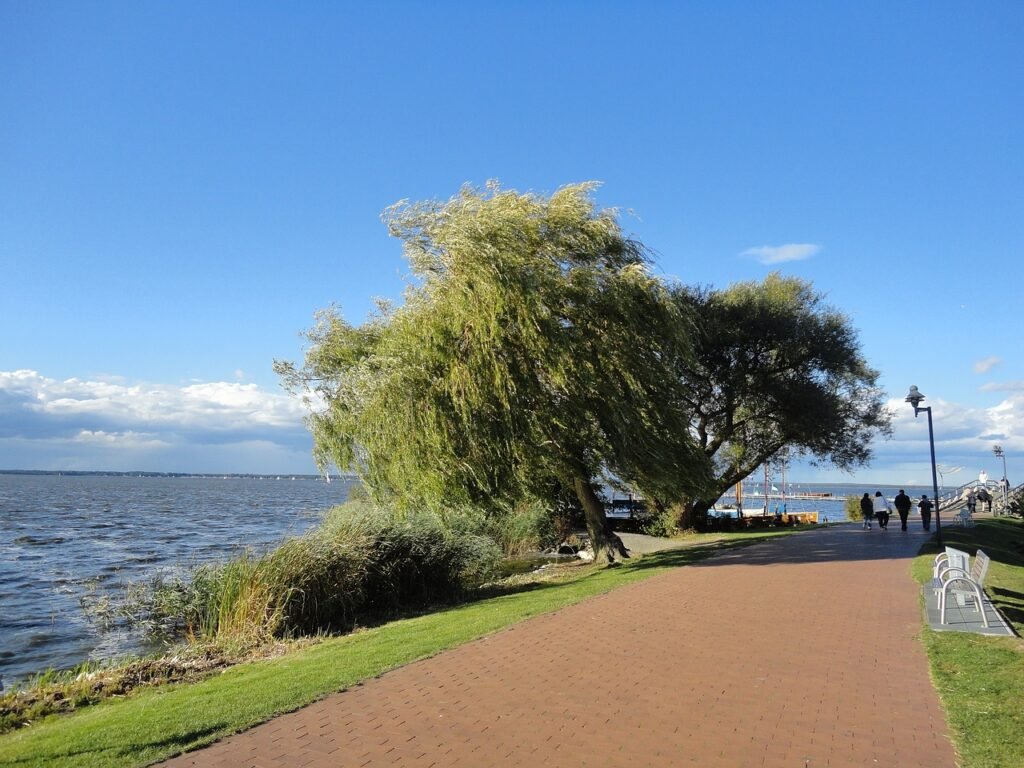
[994,445,1007,511]
[906,386,942,547]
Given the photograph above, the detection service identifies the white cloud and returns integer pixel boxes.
[72,430,171,448]
[876,391,1023,484]
[973,356,1001,374]
[0,370,305,433]
[980,380,1024,393]
[0,369,315,472]
[740,243,820,265]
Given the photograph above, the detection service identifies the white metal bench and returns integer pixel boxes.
[954,507,975,527]
[933,547,969,582]
[931,549,991,627]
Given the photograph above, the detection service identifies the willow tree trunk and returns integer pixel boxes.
[675,497,716,531]
[573,477,630,564]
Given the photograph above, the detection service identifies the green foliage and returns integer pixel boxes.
[412,499,566,558]
[277,181,713,560]
[670,274,891,512]
[638,507,679,538]
[844,495,863,521]
[1007,486,1024,517]
[481,501,562,557]
[127,501,501,648]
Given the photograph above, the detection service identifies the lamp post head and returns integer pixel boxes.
[905,385,925,414]
[993,445,1004,457]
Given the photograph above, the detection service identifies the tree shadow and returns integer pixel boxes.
[989,587,1024,629]
[623,540,760,571]
[127,722,229,755]
[678,524,937,568]
[0,723,229,766]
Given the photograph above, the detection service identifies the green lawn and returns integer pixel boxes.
[911,517,1024,768]
[0,530,792,768]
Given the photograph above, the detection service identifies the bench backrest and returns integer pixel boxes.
[946,547,969,573]
[972,550,990,585]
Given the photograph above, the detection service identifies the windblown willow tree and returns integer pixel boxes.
[277,182,711,563]
[669,273,891,528]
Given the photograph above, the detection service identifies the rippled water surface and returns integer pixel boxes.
[0,473,353,685]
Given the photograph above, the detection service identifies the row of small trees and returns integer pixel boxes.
[277,183,891,564]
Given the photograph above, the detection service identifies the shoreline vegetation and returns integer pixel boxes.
[0,492,619,730]
[2,516,1021,767]
[0,525,806,767]
[1,498,513,730]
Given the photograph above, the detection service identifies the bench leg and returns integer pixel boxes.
[940,584,989,628]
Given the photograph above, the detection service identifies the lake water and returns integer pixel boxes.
[0,473,353,687]
[0,474,935,687]
[713,482,937,521]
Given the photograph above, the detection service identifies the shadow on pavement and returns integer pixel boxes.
[672,523,935,568]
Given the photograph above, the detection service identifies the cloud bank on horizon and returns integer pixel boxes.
[867,390,1021,487]
[1,369,1020,484]
[0,369,317,474]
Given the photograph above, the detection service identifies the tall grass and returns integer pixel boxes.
[429,499,569,557]
[134,501,501,648]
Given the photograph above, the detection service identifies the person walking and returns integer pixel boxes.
[873,491,892,529]
[893,489,912,531]
[966,489,977,516]
[919,494,934,531]
[859,492,873,530]
[977,487,992,513]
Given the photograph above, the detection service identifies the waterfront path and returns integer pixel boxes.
[159,524,956,767]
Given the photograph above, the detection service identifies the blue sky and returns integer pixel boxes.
[1,2,1021,485]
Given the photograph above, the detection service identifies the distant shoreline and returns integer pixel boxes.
[0,469,354,480]
[0,466,937,489]
[0,470,931,488]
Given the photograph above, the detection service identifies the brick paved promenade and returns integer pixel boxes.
[159,524,956,767]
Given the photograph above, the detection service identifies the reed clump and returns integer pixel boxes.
[136,500,502,647]
[432,500,569,558]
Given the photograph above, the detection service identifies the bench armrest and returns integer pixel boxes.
[937,565,970,582]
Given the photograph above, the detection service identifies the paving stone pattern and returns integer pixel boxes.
[158,525,957,767]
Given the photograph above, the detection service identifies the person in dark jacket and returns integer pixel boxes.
[893,489,913,531]
[919,494,934,531]
[859,492,873,530]
[977,487,992,513]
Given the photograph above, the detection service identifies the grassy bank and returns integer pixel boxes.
[2,500,505,733]
[0,529,798,768]
[911,517,1024,768]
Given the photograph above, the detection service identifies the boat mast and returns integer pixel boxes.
[763,463,769,514]
[781,454,787,512]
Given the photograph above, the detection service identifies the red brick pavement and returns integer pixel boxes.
[157,525,957,767]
